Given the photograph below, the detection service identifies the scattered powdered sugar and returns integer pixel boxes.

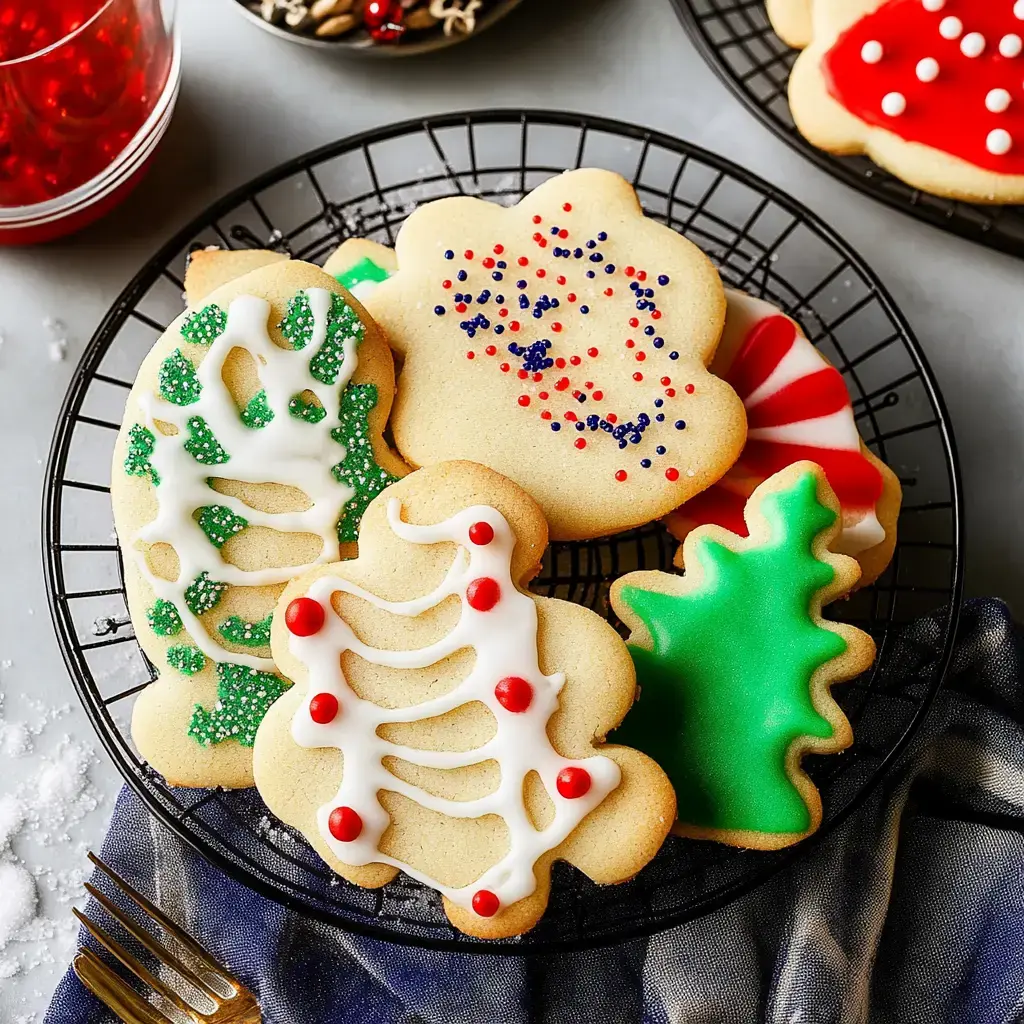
[0,863,38,949]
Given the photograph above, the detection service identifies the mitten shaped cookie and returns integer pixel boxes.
[790,0,1024,203]
[356,169,747,540]
[613,463,875,850]
[253,461,676,938]
[664,289,901,586]
[111,260,407,788]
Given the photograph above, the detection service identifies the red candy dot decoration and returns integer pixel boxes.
[494,676,533,712]
[574,438,587,450]
[308,693,339,725]
[556,766,592,799]
[466,577,500,611]
[615,470,628,482]
[285,597,325,636]
[328,806,362,842]
[472,890,500,917]
[666,468,680,482]
[468,521,494,546]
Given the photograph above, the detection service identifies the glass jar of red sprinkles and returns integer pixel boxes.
[0,0,179,244]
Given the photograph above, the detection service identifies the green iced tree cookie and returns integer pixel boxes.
[188,663,289,747]
[613,468,866,841]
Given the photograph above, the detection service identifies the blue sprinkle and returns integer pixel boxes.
[434,305,445,315]
[460,321,469,329]
[576,393,587,403]
[507,343,518,353]
[597,231,607,241]
[519,296,529,309]
[605,264,615,274]
[644,326,655,336]
[495,295,505,303]
[497,261,507,269]
[586,415,599,428]
[550,226,560,235]
[494,325,505,335]
[618,440,627,450]
[574,247,584,258]
[654,398,664,408]
[589,253,603,263]
[533,311,543,319]
[658,274,670,286]
[466,328,476,338]
[641,459,651,469]
[479,318,490,329]
[656,446,667,455]
[580,305,590,314]
[478,290,491,302]
[517,280,527,289]
[492,272,503,282]
[636,300,648,310]
[675,420,686,429]
[586,239,597,249]
[630,281,640,292]
[653,337,665,349]
[655,413,665,422]
[551,299,560,308]
[444,250,454,260]
[458,270,469,282]
[645,288,654,298]
[586,271,596,279]
[669,351,679,360]
[552,247,562,258]
[575,422,585,431]
[638,413,650,426]
[551,422,561,432]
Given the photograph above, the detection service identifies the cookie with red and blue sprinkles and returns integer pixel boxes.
[353,169,748,541]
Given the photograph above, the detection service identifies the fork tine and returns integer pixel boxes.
[73,948,171,1024]
[73,908,204,1022]
[85,880,223,1003]
[89,852,242,988]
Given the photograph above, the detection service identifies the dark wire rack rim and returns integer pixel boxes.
[669,0,1024,260]
[43,109,963,954]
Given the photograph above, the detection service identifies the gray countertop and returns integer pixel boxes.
[1,0,1021,1016]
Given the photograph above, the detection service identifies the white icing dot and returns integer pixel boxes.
[960,32,985,57]
[922,0,945,9]
[881,91,907,116]
[1016,0,1024,20]
[939,16,962,39]
[999,33,1023,57]
[861,40,884,63]
[987,128,1013,155]
[986,88,1011,113]
[916,57,940,82]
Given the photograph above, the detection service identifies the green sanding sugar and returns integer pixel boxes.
[241,389,274,429]
[184,571,228,616]
[218,613,273,648]
[124,424,159,486]
[146,599,182,637]
[158,348,202,406]
[184,416,230,465]
[181,303,227,345]
[188,662,289,747]
[279,292,316,351]
[288,393,327,424]
[196,505,248,548]
[167,645,206,676]
[331,383,399,543]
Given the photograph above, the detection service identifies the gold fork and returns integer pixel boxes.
[72,852,261,1024]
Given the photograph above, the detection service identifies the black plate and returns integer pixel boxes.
[43,110,962,952]
[670,0,1024,259]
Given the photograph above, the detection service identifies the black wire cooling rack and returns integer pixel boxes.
[669,0,1024,259]
[43,110,963,953]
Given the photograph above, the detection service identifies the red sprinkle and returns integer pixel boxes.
[518,369,529,380]
[464,249,474,259]
[551,323,563,333]
[498,308,509,318]
[567,293,577,303]
[537,268,547,277]
[309,693,339,725]
[541,410,552,420]
[625,266,636,277]
[584,381,594,389]
[665,468,680,482]
[625,340,635,349]
[557,275,566,286]
[562,202,572,212]
[564,411,578,422]
[469,522,494,546]
[539,391,549,400]
[509,321,521,332]
[467,577,500,611]
[555,357,567,369]
[615,470,627,482]
[538,239,548,249]
[500,363,510,373]
[651,310,662,320]
[466,351,475,360]
[555,377,570,391]
[518,256,529,266]
[285,598,325,637]
[665,388,676,397]
[442,280,452,289]
[518,394,530,406]
[485,345,496,356]
[604,288,613,296]
[636,352,646,362]
[455,302,467,313]
[556,766,592,799]
[593,391,603,401]
[472,890,500,917]
[558,228,568,239]
[661,377,671,386]
[532,372,543,383]
[328,807,362,842]
[633,372,644,381]
[606,413,618,424]
[493,244,504,255]
[587,347,599,357]
[637,270,647,282]
[574,438,586,450]
[629,317,639,328]
[482,257,496,269]
[569,355,581,366]
[495,676,533,713]
[532,215,542,224]
[685,384,695,394]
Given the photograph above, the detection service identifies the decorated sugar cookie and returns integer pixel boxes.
[612,463,875,850]
[253,461,676,939]
[351,169,747,541]
[111,260,407,789]
[789,0,1024,203]
[665,289,901,586]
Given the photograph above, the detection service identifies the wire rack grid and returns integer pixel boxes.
[669,0,1024,259]
[43,109,962,953]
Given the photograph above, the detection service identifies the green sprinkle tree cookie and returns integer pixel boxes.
[611,462,876,850]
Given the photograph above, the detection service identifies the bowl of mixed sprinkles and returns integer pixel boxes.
[234,0,525,55]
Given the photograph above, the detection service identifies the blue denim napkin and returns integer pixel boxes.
[45,598,1024,1024]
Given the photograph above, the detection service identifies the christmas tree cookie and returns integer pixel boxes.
[111,259,408,789]
[789,0,1024,203]
[253,461,676,939]
[612,462,875,850]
